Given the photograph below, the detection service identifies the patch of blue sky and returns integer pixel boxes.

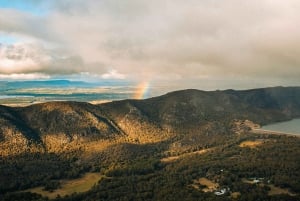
[0,34,18,44]
[0,0,48,15]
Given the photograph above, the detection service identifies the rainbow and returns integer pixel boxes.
[133,81,150,99]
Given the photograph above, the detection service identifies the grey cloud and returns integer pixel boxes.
[0,43,83,74]
[1,0,300,88]
[0,9,59,43]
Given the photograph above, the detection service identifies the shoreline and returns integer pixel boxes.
[251,129,300,138]
[0,99,113,107]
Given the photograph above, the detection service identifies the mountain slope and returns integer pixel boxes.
[122,87,300,126]
[0,86,300,156]
[100,87,300,148]
[0,102,126,156]
[18,101,123,139]
[0,105,43,156]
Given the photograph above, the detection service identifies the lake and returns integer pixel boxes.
[261,118,300,135]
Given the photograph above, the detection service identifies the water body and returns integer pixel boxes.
[261,118,300,135]
[0,95,34,99]
[0,80,176,106]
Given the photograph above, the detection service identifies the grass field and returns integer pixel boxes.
[239,140,264,148]
[191,177,219,192]
[23,173,102,199]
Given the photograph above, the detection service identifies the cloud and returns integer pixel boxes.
[0,73,50,80]
[101,70,126,79]
[0,0,300,88]
[0,43,83,74]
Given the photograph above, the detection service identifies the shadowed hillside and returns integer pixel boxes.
[100,87,300,151]
[102,87,300,134]
[18,101,123,139]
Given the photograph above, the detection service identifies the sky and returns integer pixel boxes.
[0,0,300,90]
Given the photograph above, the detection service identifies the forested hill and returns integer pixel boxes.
[101,86,300,132]
[1,86,300,154]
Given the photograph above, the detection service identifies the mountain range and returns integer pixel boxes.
[1,86,300,156]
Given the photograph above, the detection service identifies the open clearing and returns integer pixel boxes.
[191,177,219,192]
[242,179,297,196]
[161,148,212,163]
[239,140,264,148]
[23,173,102,199]
[231,192,241,199]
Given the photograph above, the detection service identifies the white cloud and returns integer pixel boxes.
[101,70,126,79]
[0,73,50,80]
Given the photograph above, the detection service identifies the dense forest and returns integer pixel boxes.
[1,133,300,201]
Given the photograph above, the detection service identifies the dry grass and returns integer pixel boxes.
[198,178,219,191]
[239,140,264,148]
[160,155,180,163]
[84,140,114,154]
[191,177,219,192]
[89,100,111,105]
[241,178,257,184]
[23,173,102,199]
[231,192,241,199]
